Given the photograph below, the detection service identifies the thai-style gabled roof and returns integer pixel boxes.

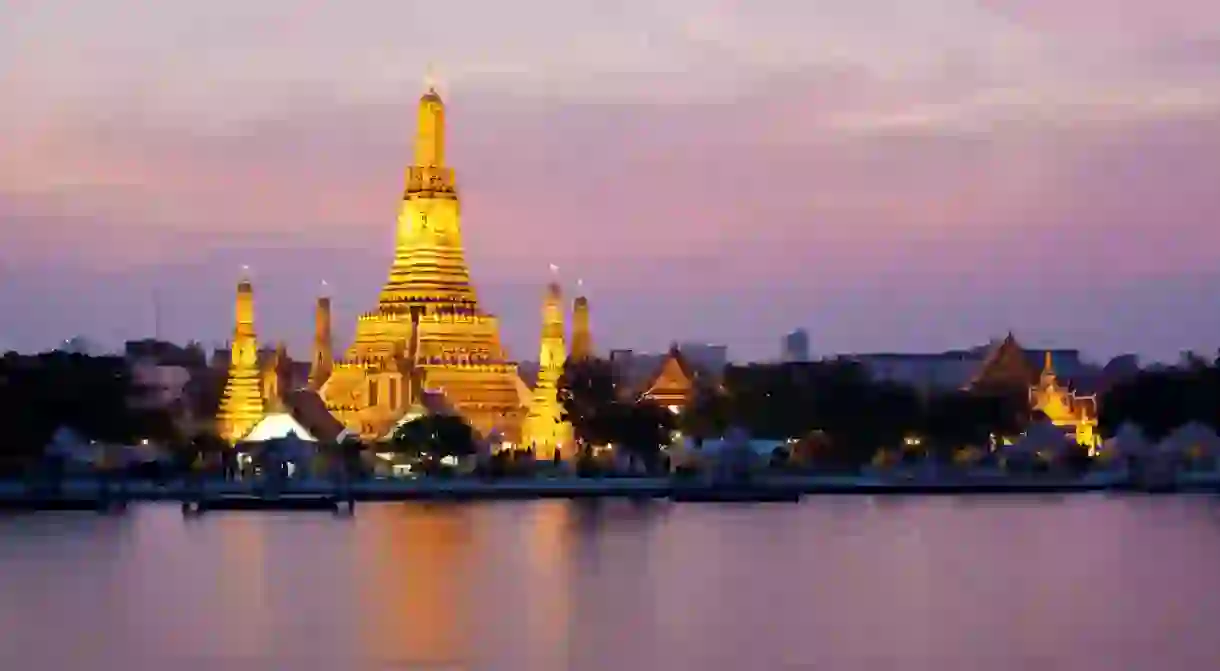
[283,389,346,443]
[640,345,698,402]
[966,332,1041,392]
[1030,348,1099,420]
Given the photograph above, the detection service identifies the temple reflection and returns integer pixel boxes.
[212,516,272,654]
[355,504,472,667]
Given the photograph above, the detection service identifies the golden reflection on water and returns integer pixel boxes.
[346,501,579,669]
[355,503,473,666]
[12,498,1220,669]
[212,515,272,654]
[522,501,574,668]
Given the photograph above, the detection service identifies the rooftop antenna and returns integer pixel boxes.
[152,287,162,341]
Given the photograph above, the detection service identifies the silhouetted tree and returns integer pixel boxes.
[679,378,733,440]
[922,390,1024,459]
[613,400,676,473]
[0,352,172,463]
[557,357,620,448]
[392,414,478,459]
[1100,362,1220,440]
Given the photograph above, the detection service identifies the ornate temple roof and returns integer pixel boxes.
[283,389,346,443]
[966,333,1041,392]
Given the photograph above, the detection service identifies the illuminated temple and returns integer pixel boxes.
[520,281,574,459]
[215,276,265,443]
[968,333,1101,450]
[1029,351,1100,450]
[315,82,529,440]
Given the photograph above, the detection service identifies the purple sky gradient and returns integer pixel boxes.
[2,1,1219,363]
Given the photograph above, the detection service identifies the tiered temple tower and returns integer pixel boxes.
[318,81,527,439]
[521,281,573,460]
[216,276,266,444]
[570,288,592,360]
[260,341,290,410]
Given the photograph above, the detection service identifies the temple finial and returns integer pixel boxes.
[424,62,438,94]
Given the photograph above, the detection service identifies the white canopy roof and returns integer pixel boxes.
[244,413,317,443]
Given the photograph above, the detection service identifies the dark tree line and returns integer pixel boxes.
[1099,352,1220,441]
[557,357,1038,470]
[0,351,176,471]
[717,360,1027,467]
[557,357,675,472]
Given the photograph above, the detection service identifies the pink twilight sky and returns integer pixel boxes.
[2,1,1219,363]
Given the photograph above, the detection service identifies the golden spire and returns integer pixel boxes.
[217,274,265,444]
[310,288,334,390]
[1038,350,1059,389]
[415,68,445,168]
[379,69,472,310]
[522,278,572,460]
[571,279,592,360]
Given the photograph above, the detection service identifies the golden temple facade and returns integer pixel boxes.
[216,277,265,444]
[521,281,574,460]
[1030,351,1101,451]
[318,83,527,439]
[968,333,1101,451]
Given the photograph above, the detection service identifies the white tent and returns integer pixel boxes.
[1157,422,1220,458]
[252,433,318,478]
[244,413,317,443]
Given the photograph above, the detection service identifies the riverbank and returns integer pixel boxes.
[2,471,1218,506]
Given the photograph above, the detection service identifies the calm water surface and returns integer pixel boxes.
[3,496,1220,670]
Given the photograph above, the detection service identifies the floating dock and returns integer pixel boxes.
[183,494,353,514]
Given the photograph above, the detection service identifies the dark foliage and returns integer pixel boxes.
[391,413,478,458]
[921,390,1025,458]
[0,352,174,464]
[557,357,677,471]
[718,360,1033,468]
[557,356,620,448]
[1099,356,1220,441]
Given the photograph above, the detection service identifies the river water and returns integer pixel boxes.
[2,496,1219,670]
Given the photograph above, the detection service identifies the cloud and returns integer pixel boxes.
[3,1,1220,361]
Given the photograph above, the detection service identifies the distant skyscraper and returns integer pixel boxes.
[782,329,810,362]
